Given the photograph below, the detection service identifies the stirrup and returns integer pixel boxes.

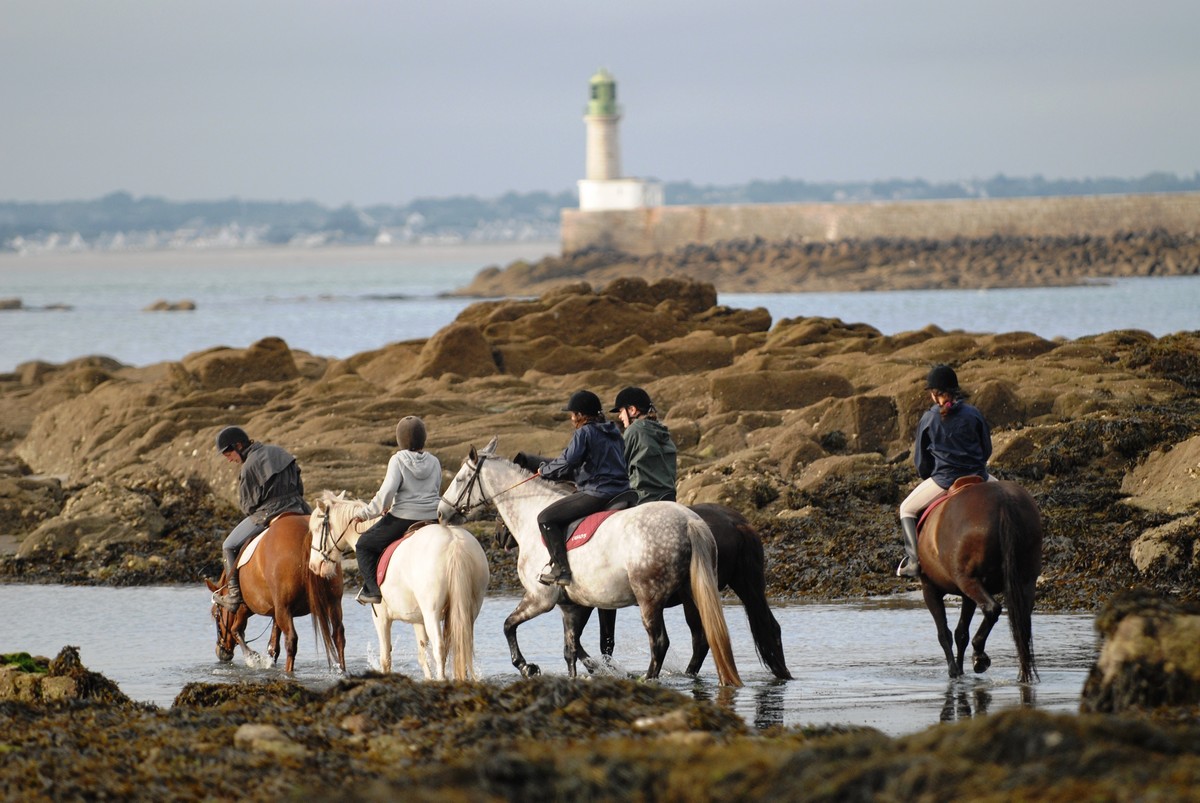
[213,589,242,610]
[356,589,382,605]
[538,565,572,586]
[896,557,920,578]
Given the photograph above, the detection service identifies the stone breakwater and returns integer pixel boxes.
[457,229,1200,297]
[0,277,1198,612]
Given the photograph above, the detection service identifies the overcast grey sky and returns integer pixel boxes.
[3,1,1197,206]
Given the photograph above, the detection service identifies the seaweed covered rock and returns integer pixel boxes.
[0,646,130,704]
[1081,590,1200,714]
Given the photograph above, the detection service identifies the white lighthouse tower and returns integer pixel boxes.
[577,69,663,211]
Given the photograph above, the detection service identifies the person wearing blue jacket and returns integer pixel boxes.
[897,365,994,578]
[536,390,631,586]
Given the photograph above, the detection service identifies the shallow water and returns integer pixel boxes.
[0,585,1096,736]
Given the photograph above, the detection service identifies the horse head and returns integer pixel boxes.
[438,437,500,525]
[205,577,238,662]
[307,489,354,578]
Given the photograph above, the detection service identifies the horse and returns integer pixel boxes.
[916,477,1043,684]
[308,490,490,681]
[497,487,791,680]
[205,513,346,673]
[439,437,742,687]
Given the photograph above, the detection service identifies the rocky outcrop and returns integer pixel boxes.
[454,231,1200,297]
[1081,590,1200,714]
[1,277,1198,608]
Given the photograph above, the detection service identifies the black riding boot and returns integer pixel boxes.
[356,550,383,605]
[215,547,243,609]
[538,523,573,586]
[896,517,921,578]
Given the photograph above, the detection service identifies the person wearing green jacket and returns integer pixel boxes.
[609,387,678,503]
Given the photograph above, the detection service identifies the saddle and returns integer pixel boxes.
[564,490,640,552]
[376,520,438,585]
[235,512,308,568]
[917,475,986,533]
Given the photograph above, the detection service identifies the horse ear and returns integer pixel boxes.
[482,436,498,456]
[469,445,478,463]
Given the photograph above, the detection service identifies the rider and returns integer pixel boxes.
[897,365,994,578]
[351,416,442,605]
[214,426,310,609]
[536,390,631,586]
[609,386,677,503]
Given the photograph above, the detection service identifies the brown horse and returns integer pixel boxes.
[917,478,1043,684]
[206,513,347,673]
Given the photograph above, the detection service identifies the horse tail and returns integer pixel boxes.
[303,532,341,670]
[731,524,793,680]
[444,530,488,681]
[687,516,742,687]
[998,492,1039,684]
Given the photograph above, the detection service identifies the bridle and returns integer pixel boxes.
[443,454,539,519]
[311,505,362,565]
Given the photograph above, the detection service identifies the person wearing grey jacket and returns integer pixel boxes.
[213,426,310,609]
[352,416,442,605]
[609,386,677,503]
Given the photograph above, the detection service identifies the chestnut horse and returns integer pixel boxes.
[917,478,1043,684]
[206,513,346,673]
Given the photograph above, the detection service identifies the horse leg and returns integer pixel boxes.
[639,602,670,680]
[598,607,616,657]
[421,607,447,681]
[681,597,709,676]
[374,611,394,674]
[726,575,792,681]
[267,623,281,665]
[953,597,977,677]
[920,582,960,678]
[279,614,299,673]
[558,602,594,677]
[958,579,1002,674]
[503,593,559,679]
[413,621,434,680]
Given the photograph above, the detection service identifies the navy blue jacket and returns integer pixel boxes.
[539,421,631,498]
[913,401,992,488]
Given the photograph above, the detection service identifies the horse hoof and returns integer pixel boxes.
[973,653,991,674]
[521,663,541,678]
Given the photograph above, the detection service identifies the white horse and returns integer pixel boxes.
[309,490,490,681]
[438,437,742,687]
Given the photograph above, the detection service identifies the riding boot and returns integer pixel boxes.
[356,551,383,605]
[896,517,921,578]
[215,547,243,609]
[537,523,573,586]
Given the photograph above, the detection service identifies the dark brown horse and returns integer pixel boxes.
[592,503,792,680]
[206,513,347,673]
[917,478,1042,684]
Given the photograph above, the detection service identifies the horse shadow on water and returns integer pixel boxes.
[440,437,743,687]
[307,490,490,681]
[206,513,346,674]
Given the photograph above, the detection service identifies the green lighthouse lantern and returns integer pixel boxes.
[587,68,618,117]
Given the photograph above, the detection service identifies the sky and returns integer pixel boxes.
[2,0,1197,207]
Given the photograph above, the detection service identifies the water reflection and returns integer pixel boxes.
[0,585,1095,737]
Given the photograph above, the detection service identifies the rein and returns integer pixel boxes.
[444,455,539,518]
[311,506,361,563]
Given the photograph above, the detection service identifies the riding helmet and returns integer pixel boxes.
[215,426,249,453]
[609,386,653,414]
[395,416,427,451]
[925,364,960,393]
[562,390,603,416]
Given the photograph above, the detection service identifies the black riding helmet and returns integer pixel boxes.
[216,426,249,454]
[609,386,653,414]
[925,365,960,394]
[562,390,603,416]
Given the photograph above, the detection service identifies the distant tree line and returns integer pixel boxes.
[2,174,1197,249]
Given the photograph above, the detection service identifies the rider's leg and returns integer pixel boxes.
[897,478,945,578]
[355,515,409,604]
[535,492,607,586]
[216,517,264,609]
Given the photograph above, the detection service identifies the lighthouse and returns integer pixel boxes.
[577,69,663,211]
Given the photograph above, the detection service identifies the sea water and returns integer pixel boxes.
[0,244,1196,372]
